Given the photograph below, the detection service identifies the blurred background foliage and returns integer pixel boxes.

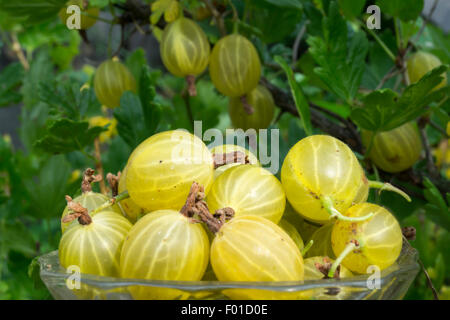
[0,0,449,299]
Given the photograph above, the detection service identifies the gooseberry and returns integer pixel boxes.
[228,85,275,129]
[160,17,210,96]
[407,51,447,90]
[93,58,137,108]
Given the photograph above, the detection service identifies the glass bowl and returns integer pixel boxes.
[38,240,419,300]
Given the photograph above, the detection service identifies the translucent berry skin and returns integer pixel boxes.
[126,130,214,212]
[209,34,261,97]
[331,203,403,274]
[160,17,210,77]
[301,256,353,300]
[94,59,136,108]
[407,51,447,90]
[207,165,286,224]
[305,223,336,259]
[278,218,304,251]
[119,210,209,300]
[59,211,132,277]
[210,215,304,300]
[362,122,422,173]
[228,85,275,130]
[281,135,364,224]
[60,191,122,233]
[117,165,144,223]
[210,144,259,179]
[353,173,370,204]
[59,0,99,30]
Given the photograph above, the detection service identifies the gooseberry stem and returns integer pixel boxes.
[328,241,358,278]
[89,190,130,216]
[368,180,412,202]
[186,75,197,96]
[321,196,374,222]
[301,240,314,257]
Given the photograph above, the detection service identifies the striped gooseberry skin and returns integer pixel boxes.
[59,211,132,277]
[331,203,403,274]
[118,165,144,223]
[210,215,304,300]
[60,192,122,233]
[206,164,286,224]
[160,17,210,77]
[119,210,209,300]
[126,130,214,212]
[362,122,422,173]
[210,144,259,179]
[301,256,353,300]
[94,59,136,108]
[407,51,447,90]
[59,0,99,30]
[281,135,363,224]
[305,223,336,259]
[228,85,275,130]
[209,34,261,97]
[278,218,304,251]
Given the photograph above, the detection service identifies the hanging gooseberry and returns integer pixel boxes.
[209,34,261,109]
[361,122,422,173]
[407,51,447,90]
[206,164,286,224]
[93,58,137,108]
[119,183,210,300]
[160,17,210,96]
[228,85,275,130]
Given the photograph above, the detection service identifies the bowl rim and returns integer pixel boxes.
[39,241,420,292]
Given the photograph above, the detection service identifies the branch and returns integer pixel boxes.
[261,77,363,152]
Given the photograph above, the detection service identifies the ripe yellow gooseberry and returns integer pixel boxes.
[281,135,367,224]
[160,17,210,96]
[59,0,99,30]
[228,85,275,129]
[331,203,403,275]
[362,122,422,173]
[117,165,144,223]
[209,215,304,300]
[210,144,259,179]
[94,58,137,108]
[407,51,447,90]
[206,165,286,224]
[126,130,214,212]
[209,34,261,98]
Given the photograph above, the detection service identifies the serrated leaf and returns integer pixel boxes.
[422,178,450,231]
[338,0,365,20]
[0,63,24,107]
[376,0,424,22]
[352,65,450,132]
[307,2,368,103]
[126,48,148,85]
[274,55,313,136]
[34,118,106,154]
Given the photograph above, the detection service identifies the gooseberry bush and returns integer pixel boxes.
[0,0,449,300]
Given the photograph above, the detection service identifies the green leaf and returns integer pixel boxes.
[352,65,450,132]
[0,0,67,25]
[0,220,36,257]
[423,178,450,231]
[139,66,162,135]
[23,155,72,218]
[338,0,365,20]
[274,55,313,136]
[261,0,303,9]
[376,0,424,22]
[33,118,106,154]
[126,48,149,85]
[0,63,24,107]
[307,1,369,103]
